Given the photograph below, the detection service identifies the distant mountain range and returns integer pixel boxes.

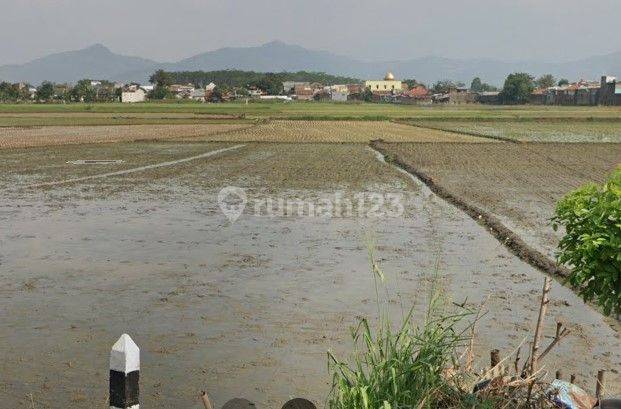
[1,41,620,86]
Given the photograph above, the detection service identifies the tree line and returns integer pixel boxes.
[499,73,570,104]
[0,70,582,104]
[427,73,573,104]
[153,69,361,96]
[0,79,121,102]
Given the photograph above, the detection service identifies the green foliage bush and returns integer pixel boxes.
[552,167,621,316]
[500,73,534,104]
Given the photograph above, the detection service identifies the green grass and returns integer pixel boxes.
[2,102,621,133]
[1,102,621,121]
[327,253,476,409]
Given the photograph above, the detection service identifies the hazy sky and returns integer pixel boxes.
[1,0,620,65]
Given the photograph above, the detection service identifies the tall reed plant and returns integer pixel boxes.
[327,251,491,409]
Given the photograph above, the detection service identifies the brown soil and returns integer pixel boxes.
[0,124,253,149]
[1,142,620,408]
[178,120,496,143]
[372,141,621,260]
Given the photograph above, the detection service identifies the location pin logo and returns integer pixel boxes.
[218,186,247,223]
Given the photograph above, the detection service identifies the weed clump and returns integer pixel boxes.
[327,253,562,409]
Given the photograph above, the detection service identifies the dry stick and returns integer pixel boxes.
[527,277,552,402]
[201,391,214,409]
[491,349,500,368]
[595,370,605,401]
[479,339,526,382]
[514,347,521,377]
[464,297,489,372]
[536,325,570,364]
[530,277,552,375]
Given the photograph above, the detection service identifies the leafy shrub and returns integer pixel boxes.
[327,256,485,409]
[327,251,568,408]
[552,167,621,316]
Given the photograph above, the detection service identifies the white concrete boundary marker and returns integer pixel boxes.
[27,144,246,188]
[110,334,140,409]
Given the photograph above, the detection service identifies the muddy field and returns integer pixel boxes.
[1,140,620,408]
[189,120,493,143]
[406,120,621,142]
[374,141,621,258]
[0,124,253,149]
[0,120,490,149]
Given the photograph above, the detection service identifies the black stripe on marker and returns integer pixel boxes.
[110,370,139,408]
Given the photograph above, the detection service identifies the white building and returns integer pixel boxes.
[121,88,147,103]
[283,81,309,94]
[331,91,348,102]
[259,95,292,101]
[191,88,206,102]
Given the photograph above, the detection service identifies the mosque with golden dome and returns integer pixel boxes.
[364,71,403,94]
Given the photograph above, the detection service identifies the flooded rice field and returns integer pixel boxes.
[1,142,620,408]
[374,141,621,259]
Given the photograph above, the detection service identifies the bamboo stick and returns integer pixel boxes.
[491,349,500,368]
[530,277,551,375]
[201,391,213,409]
[595,370,605,400]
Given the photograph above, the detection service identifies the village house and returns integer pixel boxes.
[293,83,315,100]
[283,81,309,94]
[202,83,217,100]
[169,83,195,99]
[530,77,617,106]
[575,81,600,106]
[477,91,501,104]
[121,85,147,103]
[398,84,431,104]
[433,87,476,104]
[247,86,264,98]
[190,88,206,102]
[365,72,403,94]
[529,88,547,105]
[331,91,348,102]
[347,84,363,94]
[324,84,348,94]
[598,76,620,106]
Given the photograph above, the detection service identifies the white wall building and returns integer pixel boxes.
[331,91,348,102]
[259,95,292,101]
[121,88,147,103]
